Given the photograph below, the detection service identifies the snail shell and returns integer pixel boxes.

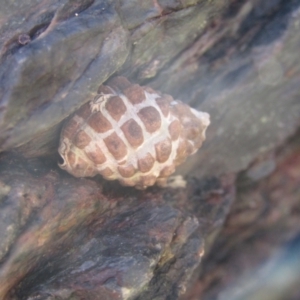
[58,77,210,189]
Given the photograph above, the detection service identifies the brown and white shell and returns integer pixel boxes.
[58,77,210,189]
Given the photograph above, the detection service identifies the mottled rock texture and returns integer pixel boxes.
[183,131,300,300]
[0,155,234,299]
[0,0,300,299]
[0,0,299,178]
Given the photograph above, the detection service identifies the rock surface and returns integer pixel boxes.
[183,130,300,300]
[0,155,234,299]
[0,0,299,179]
[0,0,300,299]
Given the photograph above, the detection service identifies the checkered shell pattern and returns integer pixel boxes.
[58,77,210,189]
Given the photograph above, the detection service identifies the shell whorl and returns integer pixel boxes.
[58,77,210,189]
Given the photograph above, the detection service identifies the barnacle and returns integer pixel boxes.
[58,77,210,189]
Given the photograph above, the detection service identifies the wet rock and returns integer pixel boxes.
[1,0,299,180]
[1,0,300,179]
[0,155,235,299]
[0,0,129,153]
[149,0,300,178]
[0,0,216,156]
[1,0,300,299]
[245,155,276,181]
[183,130,300,300]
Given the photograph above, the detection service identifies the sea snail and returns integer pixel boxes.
[58,77,210,189]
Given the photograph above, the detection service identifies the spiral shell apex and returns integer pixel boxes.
[58,77,210,189]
